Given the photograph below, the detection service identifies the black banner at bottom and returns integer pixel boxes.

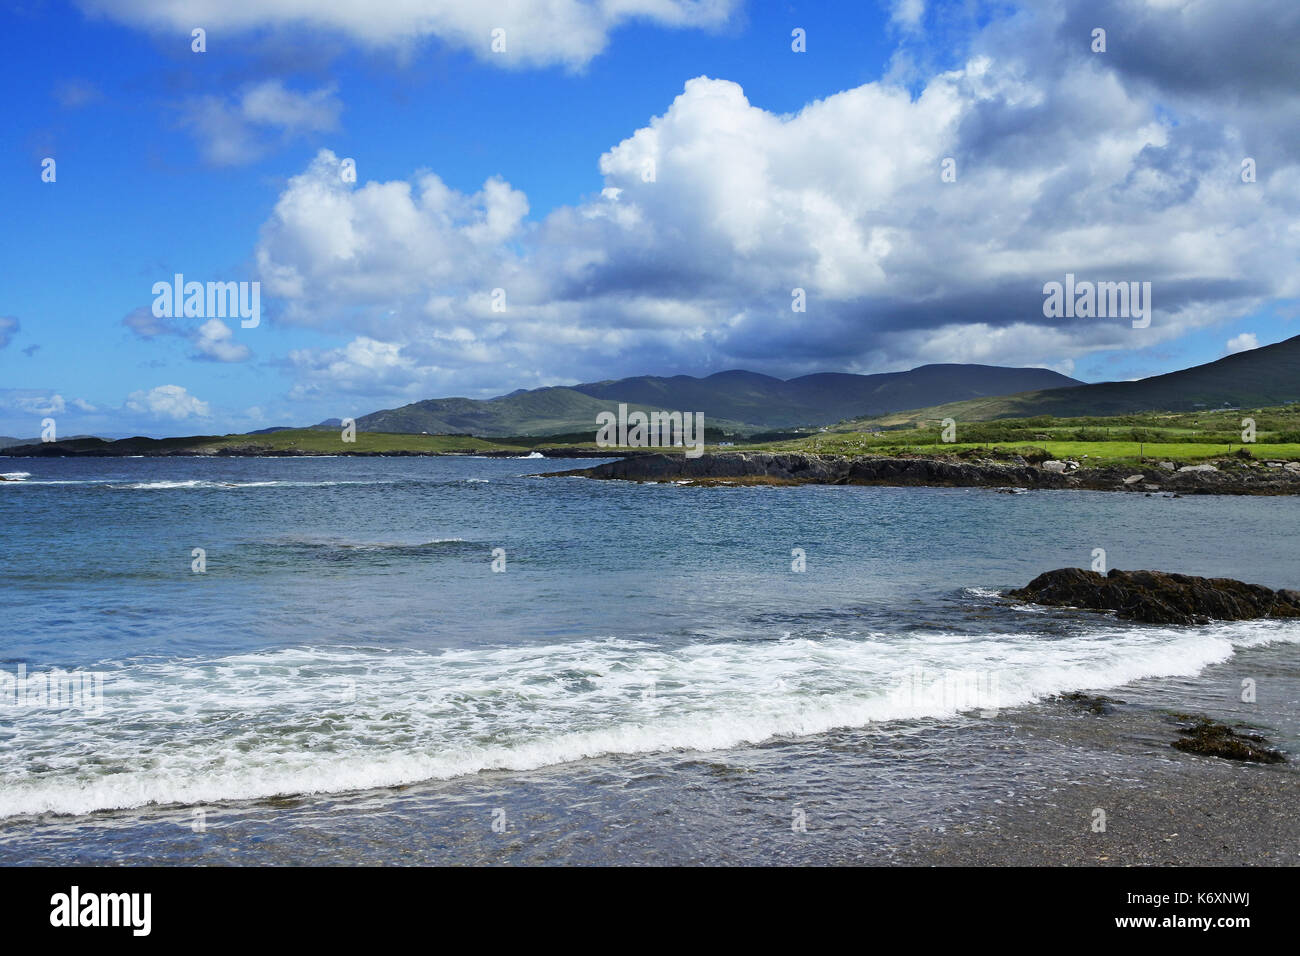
[0,865,1282,943]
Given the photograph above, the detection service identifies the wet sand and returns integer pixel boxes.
[1,641,1295,867]
[897,698,1300,866]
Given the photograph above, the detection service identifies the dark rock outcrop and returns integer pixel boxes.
[544,452,1300,495]
[548,452,1072,489]
[1056,691,1126,715]
[1008,567,1300,625]
[1170,716,1286,763]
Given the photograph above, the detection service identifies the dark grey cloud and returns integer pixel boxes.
[1057,0,1300,102]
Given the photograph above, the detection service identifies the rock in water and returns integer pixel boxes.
[1007,567,1300,625]
[1171,716,1285,763]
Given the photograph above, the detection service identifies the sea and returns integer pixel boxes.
[0,455,1297,864]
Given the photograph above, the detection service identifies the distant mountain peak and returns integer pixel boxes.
[351,363,1086,437]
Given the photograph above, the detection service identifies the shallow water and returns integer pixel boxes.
[1,456,1297,862]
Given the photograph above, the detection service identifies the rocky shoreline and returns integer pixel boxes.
[545,451,1300,495]
[1010,567,1300,625]
[1007,568,1297,758]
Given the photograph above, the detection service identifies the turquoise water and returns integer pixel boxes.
[1,456,1297,860]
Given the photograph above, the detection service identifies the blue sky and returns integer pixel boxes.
[2,0,1297,437]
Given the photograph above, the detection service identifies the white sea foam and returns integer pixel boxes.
[0,472,31,481]
[2,619,1297,820]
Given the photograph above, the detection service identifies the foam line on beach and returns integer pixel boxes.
[2,621,1297,819]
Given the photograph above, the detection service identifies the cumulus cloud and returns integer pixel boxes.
[76,0,737,70]
[0,316,17,349]
[125,385,211,420]
[193,318,253,362]
[1226,332,1259,354]
[257,149,529,317]
[182,80,340,166]
[286,337,420,401]
[123,307,252,363]
[232,0,1300,401]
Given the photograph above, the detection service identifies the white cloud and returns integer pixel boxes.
[256,50,1300,398]
[225,1,1300,403]
[193,318,253,362]
[123,308,252,362]
[125,385,211,420]
[0,316,17,349]
[77,0,737,69]
[890,0,926,32]
[240,80,339,131]
[257,150,528,310]
[15,393,66,416]
[1226,332,1259,354]
[182,81,340,166]
[286,337,420,400]
[0,391,99,425]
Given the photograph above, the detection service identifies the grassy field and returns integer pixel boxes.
[749,440,1300,467]
[224,431,1300,467]
[737,405,1300,466]
[199,411,1300,466]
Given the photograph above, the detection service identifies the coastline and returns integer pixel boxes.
[0,444,627,460]
[895,650,1300,866]
[3,454,1297,866]
[546,452,1300,496]
[1,645,1294,866]
[900,739,1299,867]
[9,446,1299,493]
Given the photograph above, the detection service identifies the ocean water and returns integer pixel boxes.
[1,456,1297,863]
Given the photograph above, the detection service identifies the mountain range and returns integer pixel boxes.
[346,364,1084,436]
[11,336,1298,450]
[858,333,1300,425]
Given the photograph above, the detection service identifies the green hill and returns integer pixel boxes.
[843,335,1300,427]
[351,364,1082,436]
[354,387,752,437]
